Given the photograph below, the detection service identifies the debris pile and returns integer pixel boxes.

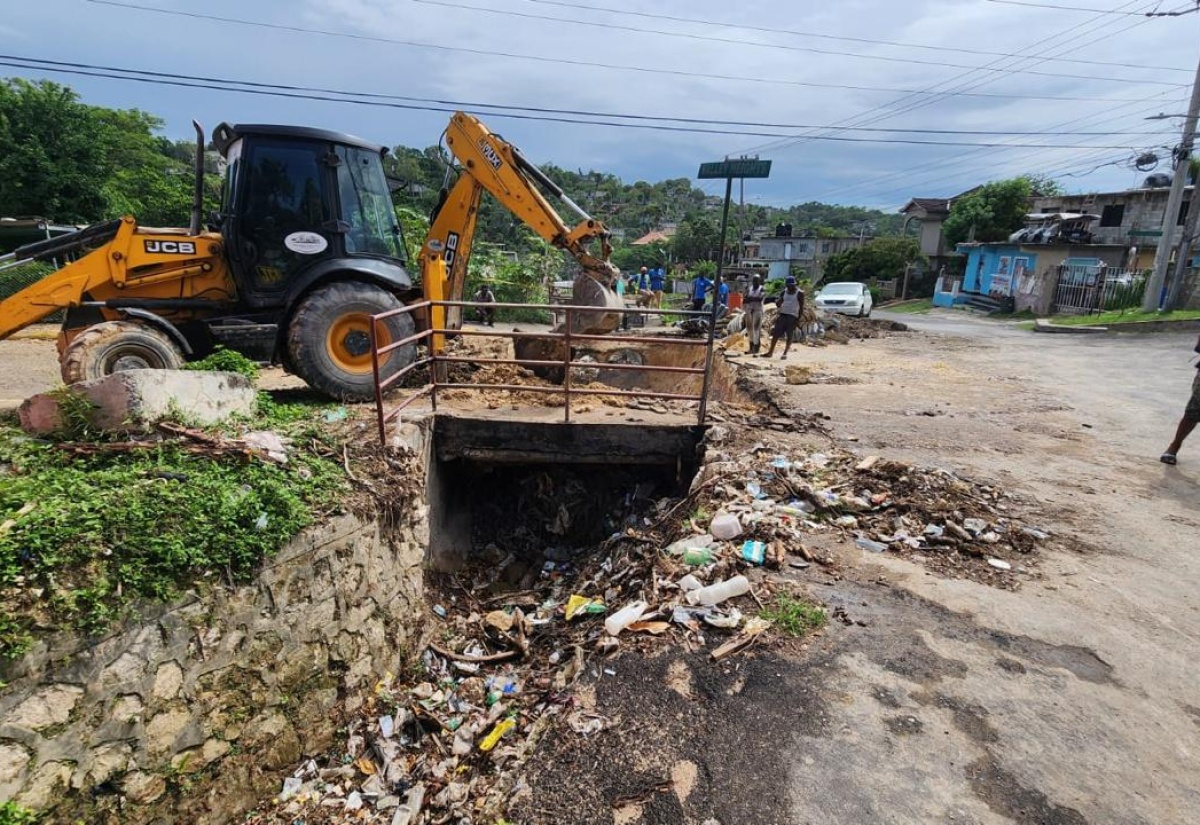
[245,464,807,824]
[245,440,1047,823]
[692,441,1048,589]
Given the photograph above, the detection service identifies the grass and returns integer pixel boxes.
[883,298,933,314]
[1015,321,1036,331]
[759,592,827,637]
[183,346,260,380]
[0,395,347,659]
[0,802,38,825]
[1046,308,1200,327]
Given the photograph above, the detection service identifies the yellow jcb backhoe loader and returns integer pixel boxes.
[0,112,621,401]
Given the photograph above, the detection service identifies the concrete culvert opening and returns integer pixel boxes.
[427,416,704,572]
[446,463,687,583]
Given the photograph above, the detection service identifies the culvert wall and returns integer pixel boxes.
[0,411,704,822]
[0,425,435,824]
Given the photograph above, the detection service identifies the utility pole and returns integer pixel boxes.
[1167,162,1200,308]
[1142,41,1200,311]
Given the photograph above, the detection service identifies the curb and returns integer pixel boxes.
[1033,317,1200,335]
[1033,319,1108,334]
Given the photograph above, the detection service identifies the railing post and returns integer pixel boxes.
[697,305,717,427]
[563,307,572,424]
[370,316,386,445]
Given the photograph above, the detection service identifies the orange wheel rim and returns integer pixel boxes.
[327,312,391,374]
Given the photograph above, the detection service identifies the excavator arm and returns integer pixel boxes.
[421,112,622,338]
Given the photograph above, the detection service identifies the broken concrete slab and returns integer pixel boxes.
[18,369,256,434]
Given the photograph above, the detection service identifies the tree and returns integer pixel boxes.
[0,79,200,225]
[0,79,109,222]
[942,177,1039,247]
[823,236,921,284]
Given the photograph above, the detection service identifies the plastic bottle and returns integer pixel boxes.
[685,575,751,606]
[710,512,742,540]
[604,600,649,635]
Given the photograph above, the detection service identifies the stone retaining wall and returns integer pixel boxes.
[0,427,431,822]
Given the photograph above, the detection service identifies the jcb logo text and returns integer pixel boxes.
[144,240,197,255]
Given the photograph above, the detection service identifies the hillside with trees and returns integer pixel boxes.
[1,77,906,300]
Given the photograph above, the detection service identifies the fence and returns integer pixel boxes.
[369,300,718,444]
[1052,265,1146,316]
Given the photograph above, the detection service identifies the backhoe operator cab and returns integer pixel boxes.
[209,122,416,398]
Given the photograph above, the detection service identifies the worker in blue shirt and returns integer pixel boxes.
[717,279,730,307]
[637,266,650,291]
[690,272,712,311]
[649,267,666,307]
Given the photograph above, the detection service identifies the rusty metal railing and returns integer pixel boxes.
[369,299,719,445]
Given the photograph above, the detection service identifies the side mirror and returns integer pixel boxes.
[208,210,225,228]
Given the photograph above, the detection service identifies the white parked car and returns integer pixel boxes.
[814,282,873,317]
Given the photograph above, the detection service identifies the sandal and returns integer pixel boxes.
[1160,452,1178,465]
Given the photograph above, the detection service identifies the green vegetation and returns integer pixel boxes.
[885,298,933,314]
[183,347,260,380]
[0,802,38,825]
[0,78,219,228]
[943,175,1062,248]
[823,236,922,287]
[0,399,347,659]
[1047,309,1200,326]
[760,593,827,637]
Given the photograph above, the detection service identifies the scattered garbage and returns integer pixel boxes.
[741,540,767,565]
[686,575,751,607]
[710,511,742,540]
[564,595,606,621]
[855,537,888,553]
[604,600,649,635]
[246,422,1047,825]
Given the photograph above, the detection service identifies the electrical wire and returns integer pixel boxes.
[409,0,1182,85]
[0,55,1164,150]
[737,0,1154,155]
[520,0,1191,73]
[986,0,1196,14]
[76,0,1177,104]
[0,54,1167,138]
[739,0,1166,157]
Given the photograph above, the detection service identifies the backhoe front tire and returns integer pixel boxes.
[61,321,186,384]
[286,282,415,402]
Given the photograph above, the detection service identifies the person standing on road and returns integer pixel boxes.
[649,266,666,307]
[690,271,712,312]
[762,276,804,360]
[1160,332,1200,464]
[744,274,766,355]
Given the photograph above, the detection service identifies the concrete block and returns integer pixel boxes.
[18,370,256,434]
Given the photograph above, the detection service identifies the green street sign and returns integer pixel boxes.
[697,159,772,179]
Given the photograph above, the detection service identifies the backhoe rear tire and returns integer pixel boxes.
[61,321,186,384]
[286,281,415,402]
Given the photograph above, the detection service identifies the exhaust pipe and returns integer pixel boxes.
[189,120,205,236]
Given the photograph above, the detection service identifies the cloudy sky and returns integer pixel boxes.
[3,0,1198,210]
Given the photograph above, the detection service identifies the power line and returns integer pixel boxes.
[410,0,1183,85]
[807,88,1185,203]
[0,55,1160,150]
[77,0,1176,105]
[737,0,1162,157]
[1,54,1166,137]
[986,0,1196,14]
[521,0,1191,73]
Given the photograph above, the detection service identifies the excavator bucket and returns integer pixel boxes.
[565,269,624,335]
